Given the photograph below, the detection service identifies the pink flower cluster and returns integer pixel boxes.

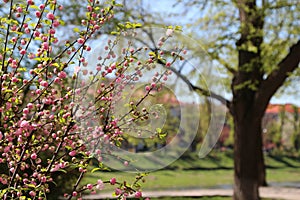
[0,0,186,199]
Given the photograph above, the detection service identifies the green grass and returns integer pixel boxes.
[81,151,300,192]
[140,197,231,200]
[148,198,280,200]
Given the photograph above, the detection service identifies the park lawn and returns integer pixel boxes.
[148,198,280,200]
[81,151,300,192]
[82,167,300,192]
[143,197,232,200]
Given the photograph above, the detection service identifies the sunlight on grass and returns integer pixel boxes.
[81,151,300,192]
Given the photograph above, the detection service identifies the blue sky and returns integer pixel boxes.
[141,0,300,107]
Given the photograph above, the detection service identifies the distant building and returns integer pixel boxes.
[263,104,300,149]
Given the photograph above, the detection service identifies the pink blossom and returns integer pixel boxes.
[107,67,112,73]
[39,4,45,10]
[35,11,41,18]
[46,13,55,20]
[87,183,93,190]
[54,77,60,83]
[27,0,34,5]
[110,177,116,185]
[29,191,36,197]
[23,108,29,114]
[58,71,67,79]
[145,85,151,91]
[87,5,92,12]
[34,31,40,37]
[40,176,47,183]
[17,6,23,13]
[20,120,29,128]
[72,191,78,196]
[53,20,60,27]
[69,150,76,157]
[25,28,30,34]
[77,38,85,44]
[30,153,37,160]
[166,29,173,37]
[135,191,142,198]
[49,29,55,35]
[11,25,17,31]
[115,188,122,195]
[12,77,18,83]
[28,53,35,59]
[20,49,26,55]
[82,69,88,75]
[27,103,34,109]
[165,62,171,68]
[79,57,85,62]
[94,25,100,30]
[42,36,48,42]
[42,42,49,50]
[40,80,48,87]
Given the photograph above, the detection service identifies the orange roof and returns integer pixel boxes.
[266,104,300,114]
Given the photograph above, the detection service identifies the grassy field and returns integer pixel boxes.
[81,150,300,193]
[131,197,232,200]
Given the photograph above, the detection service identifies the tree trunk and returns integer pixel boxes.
[258,133,267,187]
[233,1,267,197]
[232,102,265,200]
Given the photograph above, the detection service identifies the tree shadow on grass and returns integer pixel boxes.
[267,154,298,168]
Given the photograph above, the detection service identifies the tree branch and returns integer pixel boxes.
[208,51,237,74]
[169,66,231,108]
[257,40,300,108]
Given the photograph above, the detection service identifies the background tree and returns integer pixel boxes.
[176,1,300,199]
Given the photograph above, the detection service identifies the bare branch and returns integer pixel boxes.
[208,51,237,74]
[169,66,231,108]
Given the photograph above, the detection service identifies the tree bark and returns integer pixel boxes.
[231,89,267,200]
[232,1,267,199]
[233,113,259,200]
[230,39,300,200]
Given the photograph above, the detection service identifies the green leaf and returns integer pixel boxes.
[27,184,36,188]
[51,63,60,68]
[30,5,39,10]
[114,3,123,7]
[156,128,162,134]
[111,31,120,35]
[91,167,102,173]
[175,25,182,31]
[117,23,125,29]
[133,23,142,28]
[73,27,81,33]
[57,168,67,173]
[148,51,156,57]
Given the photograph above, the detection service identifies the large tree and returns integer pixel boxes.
[178,1,300,199]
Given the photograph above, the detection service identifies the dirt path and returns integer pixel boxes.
[83,187,300,200]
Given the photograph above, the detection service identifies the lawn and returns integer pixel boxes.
[80,151,300,192]
[133,197,232,200]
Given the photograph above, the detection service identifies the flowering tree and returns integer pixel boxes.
[0,0,185,199]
